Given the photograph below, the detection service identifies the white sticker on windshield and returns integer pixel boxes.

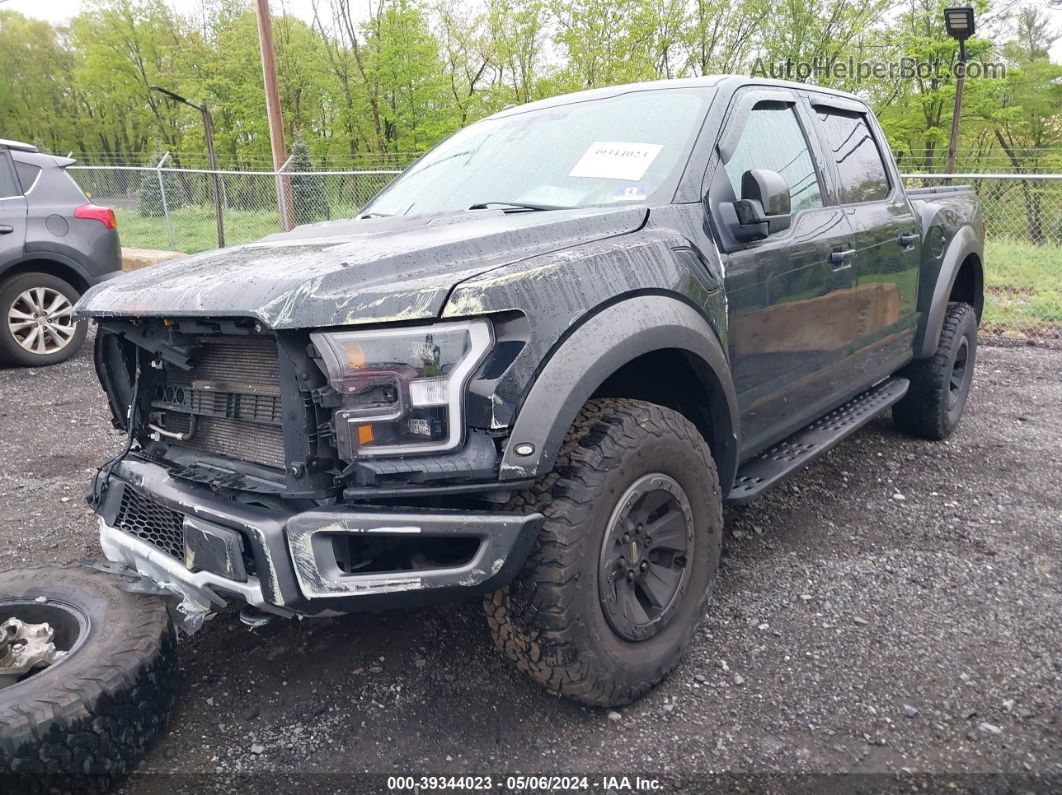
[569,142,663,181]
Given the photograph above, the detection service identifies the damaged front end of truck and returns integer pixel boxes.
[86,313,543,632]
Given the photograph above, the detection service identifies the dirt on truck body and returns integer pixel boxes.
[1,75,986,785]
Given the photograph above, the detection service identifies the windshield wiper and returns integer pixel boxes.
[360,211,393,219]
[467,201,572,212]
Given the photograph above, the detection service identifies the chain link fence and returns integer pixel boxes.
[67,161,1060,346]
[68,160,400,255]
[902,174,1061,346]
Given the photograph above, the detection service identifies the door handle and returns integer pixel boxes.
[829,248,855,267]
[898,232,918,248]
[0,225,13,235]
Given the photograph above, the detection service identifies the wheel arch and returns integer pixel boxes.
[499,295,740,491]
[948,252,984,321]
[0,255,92,294]
[914,224,984,359]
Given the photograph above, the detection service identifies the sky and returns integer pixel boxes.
[3,0,1062,63]
[0,0,356,27]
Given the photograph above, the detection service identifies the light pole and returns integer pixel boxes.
[943,6,975,178]
[150,86,225,248]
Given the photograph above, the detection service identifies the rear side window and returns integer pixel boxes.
[14,162,41,194]
[815,108,890,203]
[0,154,20,198]
[724,104,823,213]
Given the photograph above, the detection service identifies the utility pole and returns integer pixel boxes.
[254,0,294,230]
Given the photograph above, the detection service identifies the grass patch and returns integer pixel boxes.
[115,203,360,254]
[983,237,1062,340]
[116,205,281,254]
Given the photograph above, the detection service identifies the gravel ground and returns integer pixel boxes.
[0,339,1059,788]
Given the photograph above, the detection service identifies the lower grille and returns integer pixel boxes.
[152,335,286,470]
[114,487,185,560]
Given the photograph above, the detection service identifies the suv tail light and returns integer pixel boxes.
[74,204,117,230]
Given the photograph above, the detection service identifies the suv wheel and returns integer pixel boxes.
[893,301,977,440]
[485,398,723,706]
[0,272,87,367]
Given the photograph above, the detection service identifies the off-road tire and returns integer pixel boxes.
[0,272,87,367]
[893,301,977,440]
[0,566,179,792]
[485,399,723,707]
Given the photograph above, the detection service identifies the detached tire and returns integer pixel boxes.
[0,566,179,790]
[893,301,978,440]
[485,399,723,707]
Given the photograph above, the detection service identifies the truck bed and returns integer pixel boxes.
[906,184,975,197]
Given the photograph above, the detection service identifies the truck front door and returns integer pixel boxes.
[707,89,858,457]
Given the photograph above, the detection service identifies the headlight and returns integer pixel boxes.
[311,320,493,459]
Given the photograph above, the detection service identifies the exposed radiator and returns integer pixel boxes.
[152,336,287,470]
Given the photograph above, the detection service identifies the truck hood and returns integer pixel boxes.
[77,206,646,330]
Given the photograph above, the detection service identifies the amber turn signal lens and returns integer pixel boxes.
[345,343,367,369]
[357,424,375,446]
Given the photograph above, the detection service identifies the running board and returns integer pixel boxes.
[726,378,909,504]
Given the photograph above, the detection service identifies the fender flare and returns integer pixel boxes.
[914,224,983,359]
[499,295,740,489]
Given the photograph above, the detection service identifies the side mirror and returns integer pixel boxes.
[722,169,792,242]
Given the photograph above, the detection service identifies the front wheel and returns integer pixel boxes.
[485,399,723,707]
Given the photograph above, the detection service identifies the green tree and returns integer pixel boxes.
[365,0,454,152]
[550,0,659,89]
[289,133,330,224]
[138,151,185,216]
[976,7,1062,243]
[0,0,1057,183]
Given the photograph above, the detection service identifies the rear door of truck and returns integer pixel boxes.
[805,96,921,385]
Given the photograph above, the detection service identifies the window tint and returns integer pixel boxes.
[0,154,20,198]
[724,104,822,213]
[14,162,41,194]
[815,108,890,203]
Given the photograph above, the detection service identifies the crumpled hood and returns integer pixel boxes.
[77,206,646,330]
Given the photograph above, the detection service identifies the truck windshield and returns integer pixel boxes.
[362,89,712,218]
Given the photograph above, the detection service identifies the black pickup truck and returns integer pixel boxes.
[68,76,983,712]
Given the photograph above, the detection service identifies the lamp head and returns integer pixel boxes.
[943,6,975,40]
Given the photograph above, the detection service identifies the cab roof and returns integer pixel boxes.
[488,75,867,120]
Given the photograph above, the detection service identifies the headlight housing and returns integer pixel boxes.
[311,320,493,459]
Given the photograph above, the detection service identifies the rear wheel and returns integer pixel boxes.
[485,399,723,706]
[0,566,179,790]
[0,272,87,367]
[893,302,977,440]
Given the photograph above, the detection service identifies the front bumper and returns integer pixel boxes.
[94,457,542,621]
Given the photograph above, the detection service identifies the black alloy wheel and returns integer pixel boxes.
[598,473,694,642]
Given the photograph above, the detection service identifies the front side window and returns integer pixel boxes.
[363,89,712,217]
[815,108,890,203]
[724,104,823,214]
